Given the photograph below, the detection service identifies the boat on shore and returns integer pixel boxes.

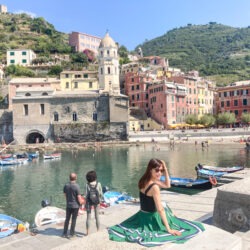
[34,206,66,227]
[197,163,244,173]
[0,214,26,238]
[195,167,225,179]
[161,176,213,189]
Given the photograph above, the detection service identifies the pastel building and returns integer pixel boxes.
[60,70,99,91]
[7,49,36,66]
[69,32,101,55]
[0,5,7,13]
[216,81,250,122]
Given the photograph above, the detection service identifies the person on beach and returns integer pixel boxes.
[85,170,103,235]
[62,173,83,238]
[108,158,205,247]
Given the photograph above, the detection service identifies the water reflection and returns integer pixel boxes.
[0,143,248,224]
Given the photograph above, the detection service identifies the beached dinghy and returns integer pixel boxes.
[160,176,213,189]
[0,214,26,238]
[196,163,244,173]
[34,200,66,227]
[103,191,138,205]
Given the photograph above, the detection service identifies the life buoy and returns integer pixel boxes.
[209,176,217,186]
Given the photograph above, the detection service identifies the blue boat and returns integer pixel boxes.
[197,163,244,173]
[0,214,26,238]
[160,176,212,189]
[103,191,137,205]
[195,167,225,179]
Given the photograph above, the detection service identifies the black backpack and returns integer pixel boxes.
[87,183,100,205]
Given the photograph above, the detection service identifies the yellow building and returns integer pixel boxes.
[60,70,99,91]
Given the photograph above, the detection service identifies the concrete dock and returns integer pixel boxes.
[0,170,249,250]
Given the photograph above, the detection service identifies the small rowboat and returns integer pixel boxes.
[34,206,66,227]
[197,164,244,173]
[43,153,61,160]
[161,176,212,189]
[0,214,26,238]
[195,167,225,179]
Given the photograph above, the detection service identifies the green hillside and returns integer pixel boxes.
[0,12,71,62]
[136,23,250,85]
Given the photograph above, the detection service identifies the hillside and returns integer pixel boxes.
[0,12,71,62]
[136,23,250,85]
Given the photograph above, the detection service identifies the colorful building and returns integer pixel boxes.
[7,49,36,66]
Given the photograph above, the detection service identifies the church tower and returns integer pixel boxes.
[98,32,120,95]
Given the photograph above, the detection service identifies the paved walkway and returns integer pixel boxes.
[1,169,249,250]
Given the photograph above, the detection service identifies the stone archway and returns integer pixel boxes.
[26,131,45,144]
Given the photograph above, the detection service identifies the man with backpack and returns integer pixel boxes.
[85,170,103,235]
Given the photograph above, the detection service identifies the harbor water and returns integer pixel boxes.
[0,143,249,225]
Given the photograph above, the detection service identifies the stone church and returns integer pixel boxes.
[12,33,129,144]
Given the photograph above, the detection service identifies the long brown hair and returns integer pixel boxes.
[138,158,162,189]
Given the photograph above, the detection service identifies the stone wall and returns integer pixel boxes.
[0,110,13,143]
[213,177,250,233]
[52,122,127,142]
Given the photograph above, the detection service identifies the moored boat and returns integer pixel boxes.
[43,153,61,160]
[160,176,213,189]
[197,163,244,173]
[0,214,26,238]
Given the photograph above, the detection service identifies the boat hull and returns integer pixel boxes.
[198,164,244,173]
[34,206,66,227]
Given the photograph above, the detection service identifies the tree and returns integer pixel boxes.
[118,45,130,65]
[185,114,198,124]
[199,114,216,127]
[48,65,63,76]
[217,112,236,126]
[241,112,250,124]
[5,65,35,77]
[70,52,88,65]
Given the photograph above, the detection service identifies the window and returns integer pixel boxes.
[22,59,27,64]
[74,82,78,88]
[226,101,230,107]
[10,59,15,64]
[40,104,45,115]
[131,86,134,91]
[221,101,224,107]
[235,110,238,116]
[132,78,134,82]
[89,82,93,88]
[24,104,28,116]
[101,68,103,74]
[66,82,69,88]
[54,112,59,121]
[25,93,31,96]
[72,112,77,121]
[22,51,27,55]
[243,99,247,106]
[84,74,88,78]
[136,85,139,90]
[93,113,97,121]
[234,100,238,106]
[10,51,15,56]
[65,74,69,78]
[108,67,111,74]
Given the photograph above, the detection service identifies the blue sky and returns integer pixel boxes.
[2,0,250,50]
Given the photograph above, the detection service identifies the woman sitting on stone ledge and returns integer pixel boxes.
[108,158,205,247]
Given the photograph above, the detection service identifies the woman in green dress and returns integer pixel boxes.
[108,158,205,247]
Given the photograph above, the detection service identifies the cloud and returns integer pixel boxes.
[14,10,37,18]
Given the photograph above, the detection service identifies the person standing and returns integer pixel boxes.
[62,173,83,238]
[85,170,103,235]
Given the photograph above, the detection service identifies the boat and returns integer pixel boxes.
[27,151,39,159]
[34,206,66,227]
[43,153,61,160]
[0,157,29,166]
[103,191,138,205]
[0,214,26,238]
[160,176,212,189]
[195,167,225,179]
[197,163,244,173]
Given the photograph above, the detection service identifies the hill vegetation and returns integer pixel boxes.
[136,23,250,85]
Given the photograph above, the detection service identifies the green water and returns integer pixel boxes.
[0,143,249,224]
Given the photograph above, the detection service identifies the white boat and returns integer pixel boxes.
[34,206,66,227]
[43,153,61,160]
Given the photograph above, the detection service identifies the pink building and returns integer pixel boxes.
[69,32,101,55]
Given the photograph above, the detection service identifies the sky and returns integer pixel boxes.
[2,0,250,51]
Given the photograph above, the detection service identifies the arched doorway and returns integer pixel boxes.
[26,131,45,144]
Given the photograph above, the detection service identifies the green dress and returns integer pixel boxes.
[108,189,205,247]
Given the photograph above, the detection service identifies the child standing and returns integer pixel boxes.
[85,170,103,235]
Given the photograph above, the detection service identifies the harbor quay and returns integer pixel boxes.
[0,170,249,250]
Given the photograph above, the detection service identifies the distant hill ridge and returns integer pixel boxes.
[136,23,250,84]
